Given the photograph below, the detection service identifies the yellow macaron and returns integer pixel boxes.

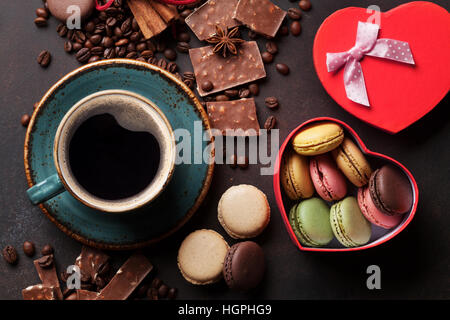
[280,149,314,200]
[332,137,372,187]
[292,122,344,156]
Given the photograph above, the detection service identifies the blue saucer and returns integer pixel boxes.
[24,60,214,250]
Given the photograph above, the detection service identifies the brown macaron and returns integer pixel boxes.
[369,164,413,215]
[280,149,314,200]
[223,241,265,291]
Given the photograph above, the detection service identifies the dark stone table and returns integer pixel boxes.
[1,0,448,300]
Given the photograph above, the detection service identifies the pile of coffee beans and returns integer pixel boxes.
[2,242,52,265]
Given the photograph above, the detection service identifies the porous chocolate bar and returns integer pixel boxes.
[233,0,287,38]
[75,245,110,283]
[189,41,266,96]
[95,253,153,300]
[22,284,56,300]
[207,98,260,136]
[185,0,241,41]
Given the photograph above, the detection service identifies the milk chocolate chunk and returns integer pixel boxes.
[34,257,63,300]
[95,253,153,300]
[75,245,110,284]
[22,284,56,300]
[207,98,260,136]
[233,0,287,38]
[185,0,241,41]
[189,41,266,96]
[76,289,99,300]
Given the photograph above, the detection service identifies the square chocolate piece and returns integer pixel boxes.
[185,0,241,41]
[233,0,287,38]
[189,41,266,96]
[207,98,260,136]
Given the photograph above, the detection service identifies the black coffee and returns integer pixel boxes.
[69,113,160,200]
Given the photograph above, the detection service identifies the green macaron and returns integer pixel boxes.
[330,197,372,247]
[289,198,334,247]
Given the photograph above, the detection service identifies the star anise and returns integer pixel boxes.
[206,26,245,58]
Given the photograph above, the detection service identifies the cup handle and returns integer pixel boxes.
[27,174,65,205]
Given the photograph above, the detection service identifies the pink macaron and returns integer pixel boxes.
[309,154,347,201]
[357,187,403,229]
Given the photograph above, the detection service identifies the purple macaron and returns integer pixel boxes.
[223,241,265,291]
[309,154,347,201]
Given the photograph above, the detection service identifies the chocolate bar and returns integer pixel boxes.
[22,284,56,300]
[233,0,287,38]
[95,253,153,300]
[75,245,110,284]
[207,98,260,136]
[77,289,99,300]
[189,41,266,96]
[34,256,63,300]
[185,0,241,41]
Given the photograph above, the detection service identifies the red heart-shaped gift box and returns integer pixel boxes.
[313,1,450,134]
[273,117,419,252]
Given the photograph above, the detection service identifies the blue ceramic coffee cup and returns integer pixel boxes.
[27,89,176,213]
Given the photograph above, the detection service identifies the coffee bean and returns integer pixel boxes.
[131,17,139,31]
[151,278,162,289]
[84,40,94,49]
[106,17,117,27]
[126,42,136,52]
[180,9,192,19]
[299,0,312,11]
[239,88,250,98]
[115,38,129,46]
[261,51,273,64]
[140,50,154,59]
[76,48,91,62]
[72,42,82,52]
[34,17,48,27]
[147,287,159,300]
[164,48,177,61]
[136,42,147,52]
[113,26,123,37]
[102,36,114,48]
[136,283,149,298]
[130,31,140,42]
[237,156,249,169]
[215,95,229,102]
[67,29,74,41]
[40,245,53,257]
[23,241,35,257]
[183,78,194,89]
[167,288,178,300]
[248,83,259,96]
[265,41,278,55]
[224,89,238,98]
[57,23,68,37]
[125,51,138,59]
[38,254,54,268]
[183,71,195,80]
[201,80,214,92]
[88,55,101,63]
[176,42,190,53]
[288,8,302,20]
[148,57,158,65]
[167,62,178,73]
[279,25,289,36]
[290,21,302,36]
[146,40,156,52]
[2,246,18,265]
[21,114,31,127]
[158,284,169,298]
[36,7,49,19]
[177,32,190,43]
[157,58,168,69]
[276,63,290,75]
[94,23,106,35]
[90,46,104,56]
[264,115,277,131]
[90,34,102,45]
[116,46,126,57]
[105,6,119,16]
[156,41,167,53]
[265,96,279,109]
[85,21,95,33]
[74,31,86,44]
[120,18,132,34]
[98,11,108,21]
[37,50,51,67]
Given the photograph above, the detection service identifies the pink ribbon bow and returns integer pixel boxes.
[327,21,415,107]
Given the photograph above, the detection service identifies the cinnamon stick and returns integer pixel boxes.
[127,0,168,39]
[150,1,179,24]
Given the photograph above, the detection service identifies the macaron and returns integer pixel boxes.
[280,149,314,200]
[289,198,334,247]
[47,0,95,22]
[330,197,371,247]
[218,185,270,239]
[369,164,413,215]
[177,229,229,285]
[332,137,372,187]
[223,241,265,291]
[292,122,344,156]
[309,154,347,201]
[358,187,403,229]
